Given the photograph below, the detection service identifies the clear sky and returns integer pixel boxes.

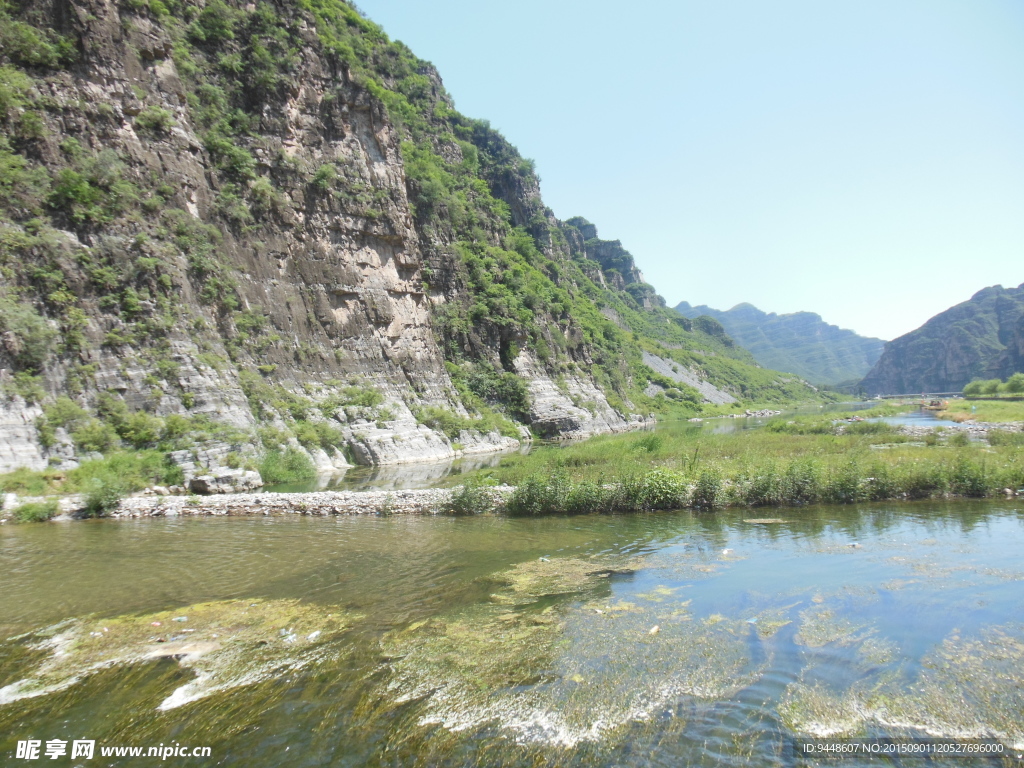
[357,0,1024,341]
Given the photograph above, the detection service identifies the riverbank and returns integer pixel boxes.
[4,407,1023,523]
[0,486,515,522]
[4,448,1022,523]
[896,421,1024,438]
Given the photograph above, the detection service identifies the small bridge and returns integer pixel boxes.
[873,393,963,400]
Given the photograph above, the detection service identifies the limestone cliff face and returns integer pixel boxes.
[860,284,1024,395]
[0,0,478,474]
[0,0,656,475]
[0,0,819,478]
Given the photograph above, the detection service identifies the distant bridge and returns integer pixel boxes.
[873,393,963,400]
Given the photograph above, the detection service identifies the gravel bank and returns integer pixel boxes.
[896,422,1024,438]
[110,486,516,519]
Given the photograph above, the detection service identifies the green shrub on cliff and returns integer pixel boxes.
[48,148,140,226]
[134,106,177,134]
[0,292,56,371]
[0,5,76,68]
[258,447,316,484]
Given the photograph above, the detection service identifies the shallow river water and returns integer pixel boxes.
[2,501,1023,766]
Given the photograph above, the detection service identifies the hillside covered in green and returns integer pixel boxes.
[861,284,1024,395]
[0,0,827,489]
[675,301,885,386]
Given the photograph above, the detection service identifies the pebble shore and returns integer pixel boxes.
[896,421,1023,438]
[109,486,517,519]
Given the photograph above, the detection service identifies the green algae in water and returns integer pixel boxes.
[0,599,358,711]
[380,555,766,747]
[876,625,1024,748]
[781,621,905,737]
[748,603,799,639]
[4,502,1024,766]
[486,555,644,606]
[795,604,874,649]
[781,623,1024,748]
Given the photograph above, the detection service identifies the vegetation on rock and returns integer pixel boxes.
[0,0,829,485]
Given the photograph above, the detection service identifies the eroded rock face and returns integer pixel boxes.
[0,0,494,470]
[188,469,263,494]
[641,351,737,406]
[0,0,666,475]
[0,397,47,473]
[515,352,651,439]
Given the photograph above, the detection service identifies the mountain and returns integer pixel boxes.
[674,302,885,385]
[0,0,824,480]
[860,284,1024,395]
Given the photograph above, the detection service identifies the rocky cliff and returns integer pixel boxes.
[675,302,885,385]
[860,284,1024,395]
[0,0,823,485]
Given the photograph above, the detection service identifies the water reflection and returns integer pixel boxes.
[266,402,883,494]
[1,501,1022,766]
[263,449,521,493]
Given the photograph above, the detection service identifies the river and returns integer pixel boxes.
[2,500,1022,765]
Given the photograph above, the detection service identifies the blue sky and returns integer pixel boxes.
[357,0,1024,340]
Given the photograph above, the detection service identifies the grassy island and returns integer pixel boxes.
[446,406,1024,515]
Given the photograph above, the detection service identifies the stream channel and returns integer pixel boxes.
[4,404,1021,766]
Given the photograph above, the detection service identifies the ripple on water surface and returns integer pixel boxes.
[1,502,1023,766]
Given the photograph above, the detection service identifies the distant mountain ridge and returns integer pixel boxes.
[674,302,886,385]
[860,284,1024,395]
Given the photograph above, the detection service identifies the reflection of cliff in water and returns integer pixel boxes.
[263,449,524,493]
[266,404,881,493]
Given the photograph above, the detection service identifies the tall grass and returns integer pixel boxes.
[505,469,688,516]
[496,451,1016,516]
[13,498,59,523]
[941,400,1024,424]
[458,410,1024,515]
[0,451,184,498]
